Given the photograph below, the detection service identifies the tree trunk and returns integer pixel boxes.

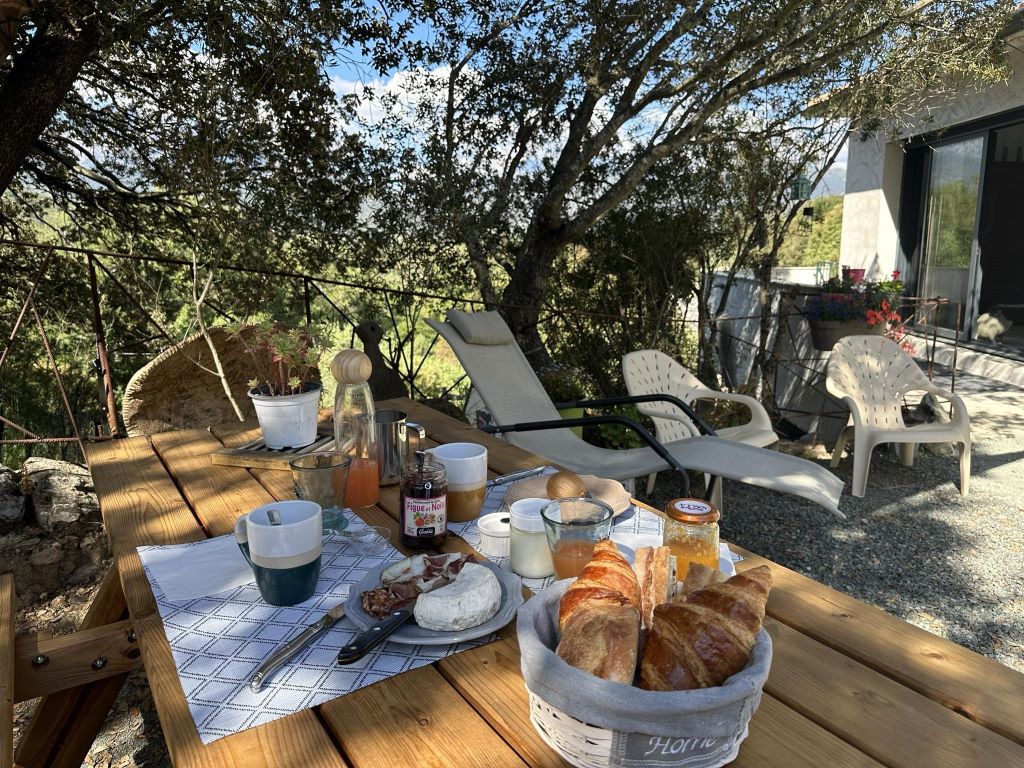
[499,233,561,369]
[0,14,100,195]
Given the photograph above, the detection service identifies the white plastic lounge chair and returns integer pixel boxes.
[426,310,845,519]
[623,350,777,447]
[622,349,777,496]
[826,335,971,498]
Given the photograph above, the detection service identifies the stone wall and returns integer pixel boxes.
[0,457,108,609]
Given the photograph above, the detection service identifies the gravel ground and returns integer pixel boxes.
[637,365,1024,673]
[15,364,1023,765]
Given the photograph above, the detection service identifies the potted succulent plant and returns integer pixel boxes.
[804,271,904,352]
[229,322,324,449]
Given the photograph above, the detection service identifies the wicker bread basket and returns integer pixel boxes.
[517,580,772,768]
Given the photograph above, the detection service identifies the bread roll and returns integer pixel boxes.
[640,565,773,691]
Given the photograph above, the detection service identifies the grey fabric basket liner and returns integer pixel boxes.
[518,579,772,736]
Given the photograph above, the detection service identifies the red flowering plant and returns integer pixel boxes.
[805,271,914,352]
[226,321,324,396]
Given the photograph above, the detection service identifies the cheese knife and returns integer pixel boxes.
[337,572,456,665]
[249,603,346,692]
[336,607,414,665]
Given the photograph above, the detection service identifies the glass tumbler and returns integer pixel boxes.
[541,497,614,579]
[290,451,352,533]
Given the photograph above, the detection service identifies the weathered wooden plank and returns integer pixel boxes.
[151,428,275,536]
[763,618,1024,767]
[732,546,1024,747]
[318,664,529,768]
[88,438,204,620]
[1,574,14,768]
[734,694,882,768]
[13,619,141,703]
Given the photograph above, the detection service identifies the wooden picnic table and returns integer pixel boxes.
[83,396,1024,768]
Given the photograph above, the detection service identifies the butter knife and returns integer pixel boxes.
[249,603,346,692]
[486,466,547,488]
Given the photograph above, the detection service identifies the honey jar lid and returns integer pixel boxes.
[665,498,720,523]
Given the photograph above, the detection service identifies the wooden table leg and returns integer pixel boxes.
[14,566,130,768]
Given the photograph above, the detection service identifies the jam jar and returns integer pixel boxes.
[663,497,720,581]
[399,451,448,550]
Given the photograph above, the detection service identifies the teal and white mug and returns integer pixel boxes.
[234,500,322,606]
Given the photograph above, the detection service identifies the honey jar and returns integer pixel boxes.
[663,498,720,581]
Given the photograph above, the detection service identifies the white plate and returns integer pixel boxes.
[345,559,524,645]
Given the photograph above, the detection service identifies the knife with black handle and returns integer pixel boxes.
[337,608,413,664]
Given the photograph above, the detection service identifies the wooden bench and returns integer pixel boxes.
[0,568,144,768]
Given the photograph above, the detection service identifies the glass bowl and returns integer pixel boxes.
[336,525,392,557]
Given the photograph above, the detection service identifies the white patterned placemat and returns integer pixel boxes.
[138,518,494,744]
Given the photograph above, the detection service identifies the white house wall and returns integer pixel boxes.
[839,136,904,277]
[839,39,1024,278]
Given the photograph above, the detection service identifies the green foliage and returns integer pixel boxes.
[778,196,844,267]
[592,405,647,451]
[927,180,979,267]
[226,322,323,396]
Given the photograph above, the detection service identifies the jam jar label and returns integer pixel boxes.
[403,495,447,538]
[669,498,714,515]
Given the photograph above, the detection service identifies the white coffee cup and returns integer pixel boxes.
[428,442,488,522]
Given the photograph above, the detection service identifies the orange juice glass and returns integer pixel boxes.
[540,498,613,579]
[346,457,380,508]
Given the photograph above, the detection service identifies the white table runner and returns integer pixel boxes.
[137,518,492,744]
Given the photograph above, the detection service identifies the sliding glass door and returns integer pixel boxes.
[919,136,985,331]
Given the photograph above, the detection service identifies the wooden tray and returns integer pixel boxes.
[210,429,336,470]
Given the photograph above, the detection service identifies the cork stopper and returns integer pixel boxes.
[330,349,372,384]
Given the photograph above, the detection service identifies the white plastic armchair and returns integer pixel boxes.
[622,350,777,448]
[826,335,971,498]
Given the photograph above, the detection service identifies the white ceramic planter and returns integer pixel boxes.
[248,382,322,449]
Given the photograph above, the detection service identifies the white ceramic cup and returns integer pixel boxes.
[428,442,488,522]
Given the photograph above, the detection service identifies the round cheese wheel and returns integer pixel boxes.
[413,563,502,632]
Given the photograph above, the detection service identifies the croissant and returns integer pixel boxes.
[558,539,640,630]
[556,540,642,684]
[640,565,773,691]
[677,561,726,599]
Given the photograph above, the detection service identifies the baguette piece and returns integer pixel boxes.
[640,565,773,691]
[632,546,675,629]
[556,539,641,683]
[558,539,640,629]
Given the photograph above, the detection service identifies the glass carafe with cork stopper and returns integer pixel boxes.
[331,349,379,509]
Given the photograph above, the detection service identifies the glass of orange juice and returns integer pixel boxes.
[540,498,613,579]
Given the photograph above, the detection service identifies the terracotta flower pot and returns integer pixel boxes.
[808,320,885,352]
